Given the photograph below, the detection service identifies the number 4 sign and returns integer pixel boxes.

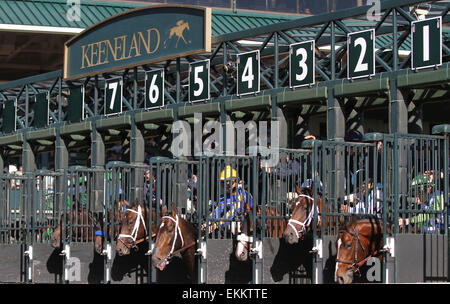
[412,16,442,70]
[237,50,260,96]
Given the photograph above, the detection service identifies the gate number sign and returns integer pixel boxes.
[290,40,315,88]
[189,59,210,102]
[347,29,375,79]
[145,69,164,109]
[412,16,442,70]
[105,77,123,116]
[237,50,260,96]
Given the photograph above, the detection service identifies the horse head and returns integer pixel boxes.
[115,200,148,256]
[94,199,130,255]
[51,204,79,249]
[235,210,254,262]
[284,185,318,244]
[335,217,385,284]
[152,204,193,271]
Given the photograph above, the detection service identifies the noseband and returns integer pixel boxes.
[287,194,320,239]
[118,205,147,249]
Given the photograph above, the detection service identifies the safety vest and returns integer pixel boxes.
[209,187,254,227]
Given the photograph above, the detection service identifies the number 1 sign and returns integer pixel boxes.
[412,16,442,70]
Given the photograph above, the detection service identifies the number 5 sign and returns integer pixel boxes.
[347,29,375,79]
[105,77,123,116]
[412,16,442,70]
[145,69,164,109]
[237,50,260,96]
[189,59,210,102]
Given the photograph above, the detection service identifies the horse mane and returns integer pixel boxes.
[300,186,314,197]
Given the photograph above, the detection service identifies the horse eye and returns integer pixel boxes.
[345,243,352,249]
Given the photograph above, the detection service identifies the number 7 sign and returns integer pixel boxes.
[105,77,123,116]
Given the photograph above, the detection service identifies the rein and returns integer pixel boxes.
[287,194,320,239]
[118,205,147,249]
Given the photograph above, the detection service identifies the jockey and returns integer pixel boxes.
[407,172,446,233]
[208,165,253,233]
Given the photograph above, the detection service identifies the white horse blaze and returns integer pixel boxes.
[335,238,342,282]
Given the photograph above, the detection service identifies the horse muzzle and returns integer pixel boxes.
[283,228,299,245]
[336,270,354,284]
[151,254,169,271]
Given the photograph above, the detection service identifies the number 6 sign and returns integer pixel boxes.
[145,69,164,109]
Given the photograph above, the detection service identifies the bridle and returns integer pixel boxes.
[157,214,196,265]
[118,205,147,249]
[335,225,379,275]
[287,194,320,239]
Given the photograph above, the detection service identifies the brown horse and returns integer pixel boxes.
[94,199,130,255]
[235,204,287,262]
[51,205,100,249]
[115,202,158,256]
[151,204,198,283]
[283,185,324,244]
[335,217,389,284]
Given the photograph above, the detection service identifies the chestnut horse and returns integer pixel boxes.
[94,199,130,255]
[51,205,100,249]
[151,204,198,283]
[235,204,287,262]
[283,185,324,244]
[115,202,158,256]
[335,217,389,284]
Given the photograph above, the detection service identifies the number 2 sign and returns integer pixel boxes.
[347,29,375,79]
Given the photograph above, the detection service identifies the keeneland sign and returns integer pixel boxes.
[64,5,212,80]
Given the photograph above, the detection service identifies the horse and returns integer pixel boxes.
[94,199,130,255]
[283,185,324,244]
[335,216,390,284]
[151,204,198,283]
[115,202,158,256]
[235,204,287,262]
[51,204,100,249]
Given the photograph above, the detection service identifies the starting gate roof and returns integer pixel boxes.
[0,0,301,36]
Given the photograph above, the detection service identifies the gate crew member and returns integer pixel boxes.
[405,172,446,234]
[206,165,253,234]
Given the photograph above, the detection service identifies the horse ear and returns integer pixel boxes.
[171,204,178,217]
[338,215,346,230]
[295,185,302,195]
[161,204,167,216]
